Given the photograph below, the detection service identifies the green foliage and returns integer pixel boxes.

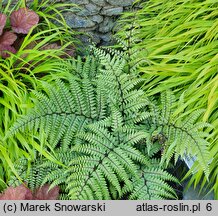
[0,0,79,189]
[1,0,78,73]
[7,48,211,199]
[116,0,217,198]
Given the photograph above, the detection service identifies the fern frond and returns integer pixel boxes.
[127,168,178,200]
[7,48,211,200]
[155,93,211,176]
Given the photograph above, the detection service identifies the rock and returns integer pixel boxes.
[106,0,135,7]
[99,33,112,42]
[98,17,114,33]
[77,32,101,48]
[76,8,92,16]
[91,15,104,24]
[69,0,90,5]
[101,6,123,16]
[77,26,98,32]
[66,14,96,28]
[90,0,105,6]
[85,3,101,13]
[77,3,101,16]
[89,32,101,44]
[3,0,139,48]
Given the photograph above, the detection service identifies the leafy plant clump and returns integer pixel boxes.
[7,48,211,200]
[0,7,39,58]
[0,0,213,200]
[0,0,78,191]
[0,183,59,200]
[116,0,218,198]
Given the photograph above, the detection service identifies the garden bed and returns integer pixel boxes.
[0,0,217,200]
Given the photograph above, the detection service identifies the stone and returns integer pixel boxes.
[76,8,92,16]
[69,0,89,5]
[89,32,101,44]
[65,14,96,28]
[2,0,139,47]
[90,0,105,6]
[77,3,101,16]
[76,32,101,49]
[85,3,101,13]
[106,0,135,7]
[91,15,104,24]
[101,7,123,16]
[77,26,98,32]
[99,33,112,42]
[98,17,115,33]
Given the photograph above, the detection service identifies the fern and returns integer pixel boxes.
[156,91,210,177]
[8,150,71,200]
[125,167,179,200]
[67,110,150,199]
[9,157,51,191]
[94,47,211,176]
[7,49,211,199]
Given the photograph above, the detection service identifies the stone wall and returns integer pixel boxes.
[64,0,135,45]
[2,0,136,45]
[2,0,135,45]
